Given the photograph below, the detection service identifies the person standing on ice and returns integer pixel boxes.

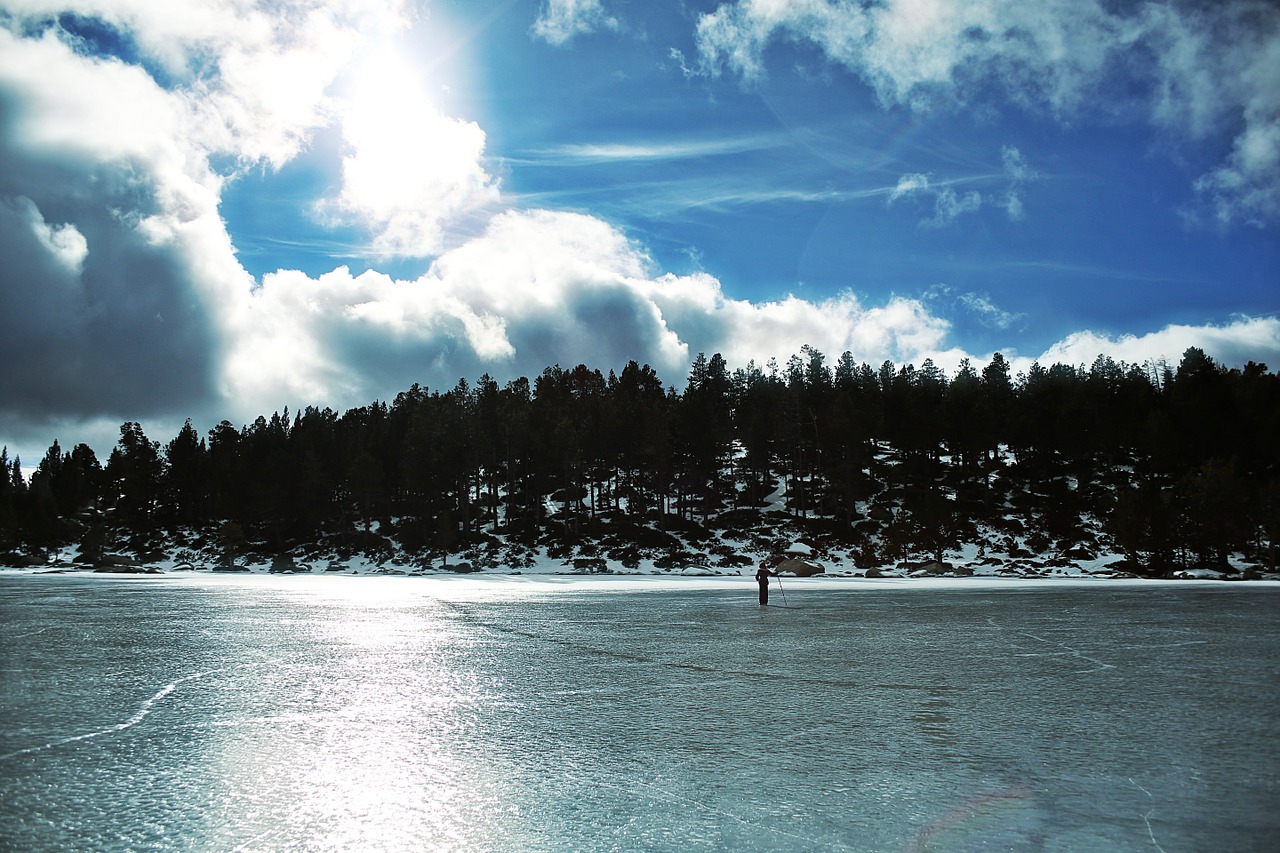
[755,564,777,605]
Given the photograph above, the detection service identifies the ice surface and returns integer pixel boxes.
[1,574,1278,851]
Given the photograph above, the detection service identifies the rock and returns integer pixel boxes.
[269,560,299,574]
[572,557,607,573]
[896,560,950,574]
[774,558,824,577]
[93,564,158,574]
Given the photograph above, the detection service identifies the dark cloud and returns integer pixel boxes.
[0,105,219,422]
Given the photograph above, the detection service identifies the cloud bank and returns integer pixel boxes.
[228,208,956,416]
[229,209,1280,421]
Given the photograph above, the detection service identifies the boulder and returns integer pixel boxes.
[93,564,161,574]
[775,558,824,577]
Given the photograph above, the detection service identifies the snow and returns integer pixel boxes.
[7,562,1279,596]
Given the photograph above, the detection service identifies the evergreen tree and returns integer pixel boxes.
[163,420,209,527]
[105,423,162,533]
[0,449,23,554]
[5,345,1276,575]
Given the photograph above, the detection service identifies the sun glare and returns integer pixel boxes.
[332,42,495,256]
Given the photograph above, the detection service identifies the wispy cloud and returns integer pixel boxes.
[994,259,1195,285]
[887,172,983,227]
[518,132,794,164]
[887,146,1035,225]
[926,187,983,228]
[925,284,1026,332]
[510,176,910,222]
[1000,145,1036,220]
[956,292,1025,331]
[889,173,931,201]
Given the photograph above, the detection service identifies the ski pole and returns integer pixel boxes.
[775,574,788,606]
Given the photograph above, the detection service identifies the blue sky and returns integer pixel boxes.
[1,0,1278,464]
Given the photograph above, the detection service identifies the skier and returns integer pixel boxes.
[755,564,777,605]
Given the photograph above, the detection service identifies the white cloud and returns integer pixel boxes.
[1190,26,1280,226]
[889,147,1033,224]
[926,187,981,227]
[1028,316,1280,374]
[956,292,1023,331]
[695,0,1123,111]
[0,28,211,194]
[924,284,1024,332]
[0,0,509,431]
[889,172,931,201]
[222,209,956,413]
[9,196,89,274]
[887,171,982,226]
[532,0,620,46]
[3,0,407,167]
[1000,145,1035,220]
[694,0,1280,226]
[526,131,792,164]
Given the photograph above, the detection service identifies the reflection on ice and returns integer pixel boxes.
[906,787,1047,853]
[1,574,1277,851]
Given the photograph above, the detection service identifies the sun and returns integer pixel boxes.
[328,31,497,257]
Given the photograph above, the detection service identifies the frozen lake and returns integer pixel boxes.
[1,574,1278,851]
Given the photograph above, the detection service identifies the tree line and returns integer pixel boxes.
[1,346,1277,574]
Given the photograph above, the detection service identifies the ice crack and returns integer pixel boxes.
[1130,778,1167,853]
[1017,631,1115,673]
[0,666,226,762]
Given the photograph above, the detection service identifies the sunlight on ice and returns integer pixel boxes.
[197,583,504,849]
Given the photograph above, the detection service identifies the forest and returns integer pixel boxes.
[1,345,1277,577]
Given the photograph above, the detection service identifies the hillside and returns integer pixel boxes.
[15,440,1274,583]
[4,347,1278,581]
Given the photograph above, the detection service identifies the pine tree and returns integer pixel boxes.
[106,422,162,537]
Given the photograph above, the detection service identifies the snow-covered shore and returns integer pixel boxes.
[10,444,1279,583]
[7,550,1279,586]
